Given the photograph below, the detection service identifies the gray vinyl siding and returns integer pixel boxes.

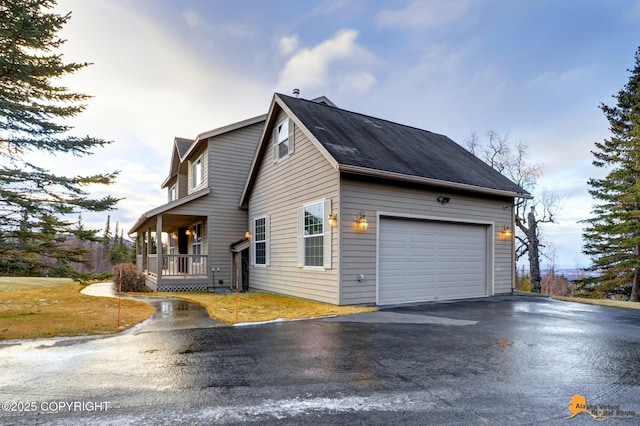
[177,169,188,199]
[163,122,262,286]
[205,122,263,286]
[248,112,340,304]
[340,176,514,305]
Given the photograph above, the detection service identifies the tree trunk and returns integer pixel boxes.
[632,243,640,302]
[527,208,542,293]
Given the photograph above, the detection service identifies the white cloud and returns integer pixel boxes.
[525,66,593,89]
[277,29,377,95]
[377,0,470,29]
[338,71,377,95]
[183,8,203,29]
[279,35,299,55]
[311,0,357,16]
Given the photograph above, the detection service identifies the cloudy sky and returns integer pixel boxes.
[50,0,640,269]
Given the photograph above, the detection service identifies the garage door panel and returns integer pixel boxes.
[379,218,487,305]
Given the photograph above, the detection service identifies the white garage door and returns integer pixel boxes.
[379,218,487,305]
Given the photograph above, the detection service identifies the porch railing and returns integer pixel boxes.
[141,254,208,277]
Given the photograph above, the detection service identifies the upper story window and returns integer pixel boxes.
[273,118,294,161]
[169,184,177,202]
[191,156,203,189]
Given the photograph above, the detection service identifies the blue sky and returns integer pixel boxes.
[51,0,640,269]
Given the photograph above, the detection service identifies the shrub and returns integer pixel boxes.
[112,263,148,292]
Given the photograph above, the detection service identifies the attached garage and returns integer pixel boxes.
[378,217,489,305]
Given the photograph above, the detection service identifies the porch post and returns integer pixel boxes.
[156,214,163,280]
[146,227,152,270]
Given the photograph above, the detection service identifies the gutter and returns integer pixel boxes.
[338,164,533,199]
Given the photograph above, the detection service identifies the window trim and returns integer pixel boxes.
[252,215,268,267]
[303,201,324,268]
[169,184,177,201]
[191,155,203,189]
[273,118,294,162]
[297,199,332,270]
[191,223,203,264]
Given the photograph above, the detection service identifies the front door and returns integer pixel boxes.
[177,227,189,273]
[241,248,249,292]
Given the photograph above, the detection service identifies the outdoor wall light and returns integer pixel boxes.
[501,226,512,240]
[327,213,338,227]
[356,211,368,232]
[245,230,252,239]
[185,229,193,236]
[437,196,451,205]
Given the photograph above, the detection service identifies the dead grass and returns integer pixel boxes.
[155,290,377,324]
[0,277,155,341]
[552,295,640,310]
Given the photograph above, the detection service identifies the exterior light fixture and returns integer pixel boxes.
[437,196,451,205]
[356,211,368,232]
[327,213,338,227]
[501,226,512,240]
[185,229,193,236]
[245,230,252,239]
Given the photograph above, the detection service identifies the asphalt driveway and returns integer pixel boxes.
[1,295,639,425]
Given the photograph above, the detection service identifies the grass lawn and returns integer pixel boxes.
[154,291,377,324]
[552,295,640,310]
[0,277,155,341]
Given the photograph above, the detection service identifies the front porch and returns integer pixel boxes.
[132,210,213,292]
[138,254,210,292]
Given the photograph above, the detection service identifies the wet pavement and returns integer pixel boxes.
[1,294,639,425]
[81,282,222,332]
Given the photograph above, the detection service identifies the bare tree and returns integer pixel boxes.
[466,131,561,292]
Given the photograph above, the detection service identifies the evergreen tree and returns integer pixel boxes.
[102,215,112,255]
[0,0,119,275]
[582,46,640,302]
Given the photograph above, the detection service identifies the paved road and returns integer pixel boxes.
[1,295,639,425]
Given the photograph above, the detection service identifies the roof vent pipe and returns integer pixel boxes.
[293,88,300,98]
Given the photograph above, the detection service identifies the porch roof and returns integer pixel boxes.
[128,188,210,235]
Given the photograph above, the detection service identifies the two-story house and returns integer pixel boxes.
[131,93,529,305]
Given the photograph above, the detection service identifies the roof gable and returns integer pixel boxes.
[161,115,266,189]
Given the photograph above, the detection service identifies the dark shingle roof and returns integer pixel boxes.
[175,137,194,159]
[278,94,528,196]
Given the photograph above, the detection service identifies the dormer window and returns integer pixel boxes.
[191,156,203,188]
[273,118,294,161]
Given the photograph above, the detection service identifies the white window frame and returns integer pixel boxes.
[297,199,332,270]
[191,155,203,189]
[273,118,294,162]
[169,184,177,201]
[251,215,269,267]
[191,223,203,264]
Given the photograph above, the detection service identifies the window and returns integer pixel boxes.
[169,233,176,255]
[191,156,202,189]
[298,200,332,269]
[303,202,324,267]
[273,118,294,161]
[169,184,177,201]
[254,217,267,265]
[191,223,202,263]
